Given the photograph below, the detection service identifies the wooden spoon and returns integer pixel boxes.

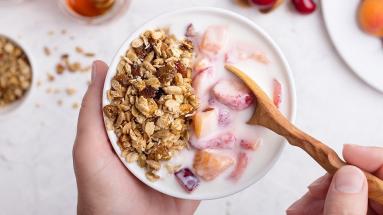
[225,64,383,205]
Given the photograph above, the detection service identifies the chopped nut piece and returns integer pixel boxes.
[43,46,51,56]
[47,73,55,82]
[72,102,79,109]
[56,63,65,74]
[65,88,77,96]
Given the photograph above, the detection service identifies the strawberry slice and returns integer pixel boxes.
[193,150,235,181]
[273,79,282,108]
[192,132,236,149]
[240,139,261,151]
[229,152,248,181]
[212,79,254,110]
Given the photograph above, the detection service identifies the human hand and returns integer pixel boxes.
[73,61,200,215]
[287,144,383,215]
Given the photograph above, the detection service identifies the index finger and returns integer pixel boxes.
[343,144,383,179]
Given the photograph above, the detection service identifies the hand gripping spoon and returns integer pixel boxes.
[225,64,383,205]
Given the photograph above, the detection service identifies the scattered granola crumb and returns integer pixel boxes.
[65,88,77,96]
[43,46,51,56]
[46,87,53,94]
[47,73,55,82]
[72,102,79,109]
[75,46,83,54]
[36,80,42,87]
[61,29,67,35]
[57,100,63,106]
[47,31,54,36]
[35,103,40,108]
[84,52,95,57]
[55,63,65,75]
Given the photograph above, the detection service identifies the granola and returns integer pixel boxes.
[103,28,199,181]
[0,36,32,107]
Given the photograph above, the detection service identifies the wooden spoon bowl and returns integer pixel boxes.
[225,64,383,205]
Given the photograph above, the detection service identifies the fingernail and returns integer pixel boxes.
[334,166,364,194]
[91,62,97,83]
[308,174,330,188]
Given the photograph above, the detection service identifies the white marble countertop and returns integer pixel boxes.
[1,0,382,214]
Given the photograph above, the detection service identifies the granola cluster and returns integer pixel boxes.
[103,29,199,181]
[0,36,32,107]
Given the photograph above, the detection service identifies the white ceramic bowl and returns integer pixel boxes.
[0,34,34,117]
[103,7,296,200]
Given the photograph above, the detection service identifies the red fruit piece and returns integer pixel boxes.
[229,152,249,181]
[249,0,276,6]
[272,79,282,108]
[240,139,261,151]
[213,79,254,110]
[218,107,231,127]
[192,132,236,149]
[193,150,235,181]
[175,168,200,192]
[292,0,316,14]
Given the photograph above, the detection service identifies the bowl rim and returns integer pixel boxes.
[0,33,35,118]
[102,6,297,200]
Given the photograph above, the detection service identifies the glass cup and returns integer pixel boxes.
[58,0,130,24]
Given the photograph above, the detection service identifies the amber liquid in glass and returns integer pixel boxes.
[66,0,115,17]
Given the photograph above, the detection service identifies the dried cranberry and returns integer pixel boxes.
[154,88,165,100]
[134,47,146,59]
[158,64,176,83]
[175,61,188,78]
[131,63,141,77]
[139,86,157,98]
[175,168,200,192]
[114,74,130,87]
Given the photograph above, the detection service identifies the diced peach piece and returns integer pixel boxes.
[200,25,228,56]
[193,108,219,139]
[273,79,282,108]
[192,69,214,97]
[212,79,254,110]
[250,52,270,64]
[193,150,235,181]
[229,152,248,181]
[194,57,212,74]
[240,139,261,151]
[192,132,236,149]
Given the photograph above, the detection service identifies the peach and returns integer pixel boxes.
[358,0,383,37]
[193,150,235,181]
[193,108,219,138]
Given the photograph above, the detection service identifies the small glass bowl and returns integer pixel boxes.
[58,0,131,25]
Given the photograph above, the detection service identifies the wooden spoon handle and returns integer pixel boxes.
[258,113,383,205]
[224,64,383,204]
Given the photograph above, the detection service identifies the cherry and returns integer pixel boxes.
[292,0,316,14]
[249,0,276,6]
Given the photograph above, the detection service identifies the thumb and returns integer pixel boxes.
[73,60,111,177]
[77,60,108,136]
[324,165,368,215]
